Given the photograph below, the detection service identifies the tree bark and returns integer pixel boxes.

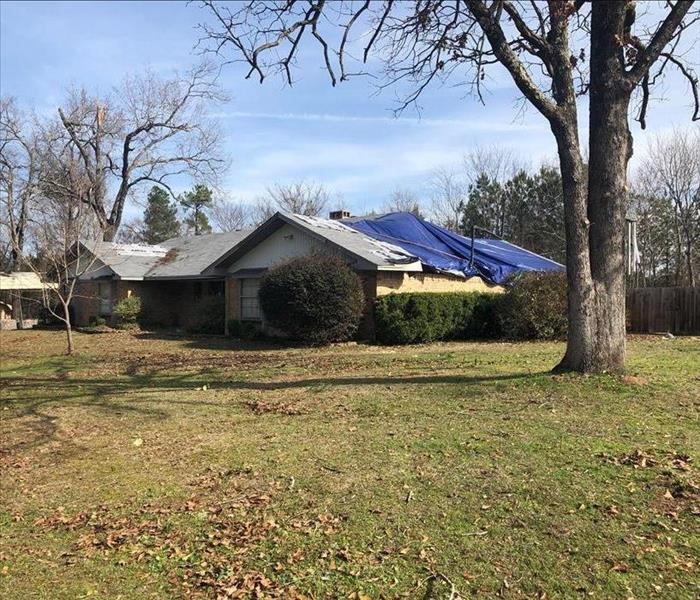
[102,222,118,242]
[551,119,595,372]
[556,1,633,374]
[62,301,74,355]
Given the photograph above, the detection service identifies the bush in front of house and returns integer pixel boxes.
[88,315,107,327]
[259,255,365,344]
[373,272,567,345]
[188,295,225,334]
[374,292,498,344]
[113,295,142,329]
[497,271,568,340]
[228,319,261,340]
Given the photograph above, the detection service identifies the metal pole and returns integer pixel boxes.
[470,224,475,267]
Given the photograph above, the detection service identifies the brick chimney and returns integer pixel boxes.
[329,209,351,220]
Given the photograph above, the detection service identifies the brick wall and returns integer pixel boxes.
[376,271,504,295]
[225,278,241,331]
[356,272,377,340]
[72,281,101,326]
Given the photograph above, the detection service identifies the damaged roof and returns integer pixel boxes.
[81,229,252,280]
[206,212,422,272]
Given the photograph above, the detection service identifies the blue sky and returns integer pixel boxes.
[1,1,695,218]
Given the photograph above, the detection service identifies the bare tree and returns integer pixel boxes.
[429,167,467,231]
[383,187,424,217]
[639,129,700,286]
[55,63,227,241]
[0,98,39,270]
[117,217,146,244]
[198,1,700,373]
[210,196,251,231]
[13,143,102,354]
[253,180,330,223]
[464,146,523,187]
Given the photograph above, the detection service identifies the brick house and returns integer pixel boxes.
[72,211,562,338]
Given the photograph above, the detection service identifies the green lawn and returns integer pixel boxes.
[1,330,698,599]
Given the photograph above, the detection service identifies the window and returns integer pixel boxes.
[97,282,112,316]
[240,278,261,321]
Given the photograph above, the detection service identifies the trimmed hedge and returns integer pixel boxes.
[374,292,499,344]
[374,272,567,344]
[259,255,365,344]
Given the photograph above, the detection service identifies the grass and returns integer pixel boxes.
[0,330,698,599]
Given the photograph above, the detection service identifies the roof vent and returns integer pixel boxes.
[329,209,351,220]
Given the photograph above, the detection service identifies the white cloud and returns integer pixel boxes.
[217,110,547,132]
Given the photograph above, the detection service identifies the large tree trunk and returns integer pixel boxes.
[556,2,632,374]
[102,224,117,242]
[551,120,596,372]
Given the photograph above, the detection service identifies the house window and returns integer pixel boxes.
[97,282,112,316]
[240,278,261,321]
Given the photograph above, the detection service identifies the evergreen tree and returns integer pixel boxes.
[179,184,213,235]
[142,186,180,244]
[459,174,505,236]
[458,167,565,262]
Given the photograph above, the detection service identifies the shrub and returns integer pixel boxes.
[89,315,107,327]
[228,319,261,340]
[498,272,567,340]
[113,295,141,329]
[188,295,225,334]
[259,255,365,344]
[374,292,499,344]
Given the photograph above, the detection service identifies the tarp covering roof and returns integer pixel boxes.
[344,212,564,284]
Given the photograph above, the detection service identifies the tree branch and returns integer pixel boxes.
[626,0,694,87]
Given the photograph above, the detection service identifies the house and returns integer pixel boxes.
[72,211,564,338]
[71,229,250,329]
[0,271,56,329]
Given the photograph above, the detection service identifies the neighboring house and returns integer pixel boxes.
[72,211,563,338]
[0,271,55,329]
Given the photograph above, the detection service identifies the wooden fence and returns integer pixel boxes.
[627,287,700,335]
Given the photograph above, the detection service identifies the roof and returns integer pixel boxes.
[208,212,422,272]
[345,212,565,284]
[82,229,252,280]
[0,272,54,291]
[151,230,252,278]
[76,212,563,285]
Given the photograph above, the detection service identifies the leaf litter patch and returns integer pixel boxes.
[32,467,309,598]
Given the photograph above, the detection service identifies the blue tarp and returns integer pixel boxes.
[345,212,564,285]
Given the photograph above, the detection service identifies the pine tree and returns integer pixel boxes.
[180,184,213,236]
[142,186,180,244]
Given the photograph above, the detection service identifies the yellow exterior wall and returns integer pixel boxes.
[376,271,504,296]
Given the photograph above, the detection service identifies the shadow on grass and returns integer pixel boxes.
[1,369,547,452]
[133,330,290,352]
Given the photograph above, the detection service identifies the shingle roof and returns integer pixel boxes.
[284,213,419,267]
[151,230,252,278]
[207,212,422,272]
[83,229,252,280]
